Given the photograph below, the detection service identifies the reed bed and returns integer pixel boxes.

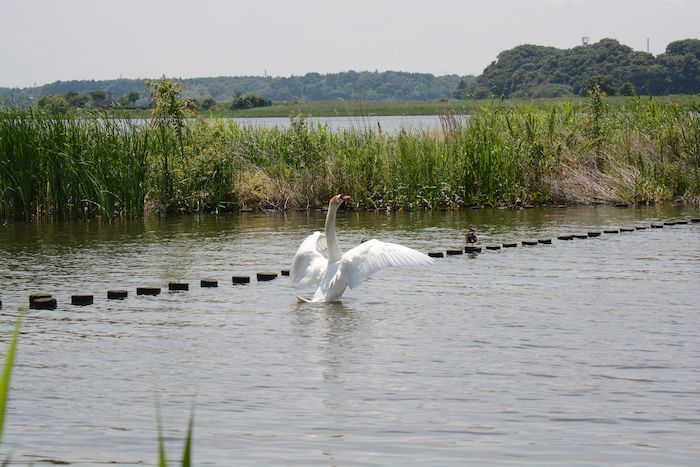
[0,108,149,219]
[1,96,698,220]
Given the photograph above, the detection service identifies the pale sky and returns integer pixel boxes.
[0,0,698,88]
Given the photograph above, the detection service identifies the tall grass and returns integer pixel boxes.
[1,95,699,220]
[0,108,149,219]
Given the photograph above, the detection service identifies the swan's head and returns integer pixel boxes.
[329,193,351,209]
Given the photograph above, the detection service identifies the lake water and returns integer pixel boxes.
[1,205,699,465]
[126,115,464,134]
[228,115,452,133]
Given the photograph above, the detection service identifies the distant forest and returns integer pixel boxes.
[1,37,697,106]
[0,71,469,106]
[459,38,700,98]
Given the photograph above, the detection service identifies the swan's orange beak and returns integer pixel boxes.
[332,194,351,205]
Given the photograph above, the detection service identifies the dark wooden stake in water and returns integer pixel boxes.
[486,245,501,250]
[168,282,189,291]
[201,279,218,288]
[281,269,290,276]
[604,229,620,234]
[464,246,482,253]
[136,287,161,296]
[446,249,463,256]
[502,242,518,248]
[257,272,278,281]
[232,276,251,285]
[538,239,552,244]
[29,293,52,308]
[71,295,93,306]
[32,297,57,310]
[108,290,128,300]
[557,235,574,240]
[428,252,444,258]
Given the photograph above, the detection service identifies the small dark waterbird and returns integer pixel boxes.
[465,228,478,246]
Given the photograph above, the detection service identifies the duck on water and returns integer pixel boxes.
[291,194,433,303]
[465,228,478,246]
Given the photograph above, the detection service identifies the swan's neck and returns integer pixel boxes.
[325,204,343,262]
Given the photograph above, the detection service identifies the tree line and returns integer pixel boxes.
[2,37,696,107]
[31,88,271,114]
[458,38,700,98]
[0,71,469,106]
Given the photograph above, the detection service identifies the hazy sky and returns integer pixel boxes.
[1,0,698,88]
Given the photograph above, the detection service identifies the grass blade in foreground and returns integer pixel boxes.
[155,398,195,467]
[0,309,24,445]
[181,412,193,467]
[156,399,167,467]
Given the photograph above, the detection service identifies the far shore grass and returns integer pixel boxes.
[100,94,699,119]
[1,89,699,220]
[219,95,699,118]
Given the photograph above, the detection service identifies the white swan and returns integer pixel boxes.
[291,194,433,302]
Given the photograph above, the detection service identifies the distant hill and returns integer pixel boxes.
[6,38,696,106]
[459,38,700,98]
[0,71,473,105]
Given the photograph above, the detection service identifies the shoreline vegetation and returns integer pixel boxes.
[2,38,697,106]
[1,79,698,221]
[18,94,700,120]
[210,94,698,118]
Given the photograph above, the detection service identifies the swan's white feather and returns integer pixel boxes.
[291,231,328,286]
[340,239,433,290]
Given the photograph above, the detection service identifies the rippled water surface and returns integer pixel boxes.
[228,115,449,133]
[1,206,699,466]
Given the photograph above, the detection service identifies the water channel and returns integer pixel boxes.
[1,205,699,465]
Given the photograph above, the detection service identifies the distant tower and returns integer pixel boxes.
[647,38,650,53]
[582,36,590,47]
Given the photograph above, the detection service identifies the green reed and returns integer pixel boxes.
[1,95,698,220]
[155,396,193,467]
[0,108,150,219]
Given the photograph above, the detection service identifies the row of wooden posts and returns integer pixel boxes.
[1,218,698,312]
[12,271,290,311]
[428,218,699,257]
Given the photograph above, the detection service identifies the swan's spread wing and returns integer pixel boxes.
[340,239,433,289]
[291,231,328,286]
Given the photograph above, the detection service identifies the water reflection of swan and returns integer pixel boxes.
[291,194,433,303]
[290,300,364,386]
